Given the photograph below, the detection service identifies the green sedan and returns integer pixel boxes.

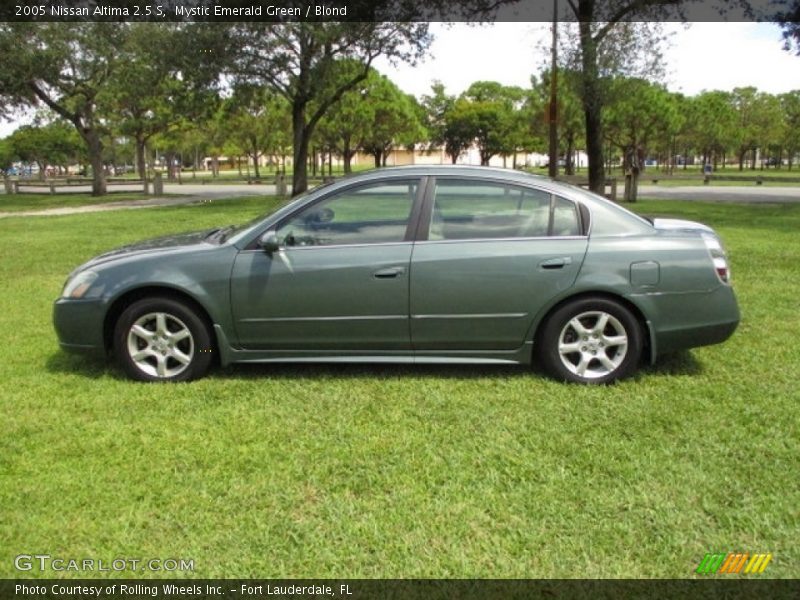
[53,166,739,384]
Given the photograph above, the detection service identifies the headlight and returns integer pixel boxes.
[62,270,98,299]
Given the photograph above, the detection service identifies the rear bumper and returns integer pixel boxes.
[656,319,739,354]
[647,285,740,355]
[53,298,106,356]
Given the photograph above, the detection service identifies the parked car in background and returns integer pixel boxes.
[54,166,739,384]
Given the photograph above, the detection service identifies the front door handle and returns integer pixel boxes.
[373,266,405,279]
[539,257,572,270]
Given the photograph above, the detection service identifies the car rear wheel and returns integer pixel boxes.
[537,297,643,384]
[113,297,213,382]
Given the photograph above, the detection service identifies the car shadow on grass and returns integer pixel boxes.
[216,362,533,381]
[639,350,704,377]
[217,351,703,382]
[45,351,124,380]
[45,349,703,382]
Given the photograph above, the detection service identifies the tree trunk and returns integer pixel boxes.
[373,151,381,168]
[85,130,107,196]
[291,101,310,196]
[253,152,260,179]
[165,152,177,181]
[566,134,576,176]
[136,136,147,180]
[578,14,605,194]
[343,138,353,174]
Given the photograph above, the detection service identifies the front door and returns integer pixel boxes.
[230,179,421,351]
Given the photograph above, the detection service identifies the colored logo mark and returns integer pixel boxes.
[696,552,773,575]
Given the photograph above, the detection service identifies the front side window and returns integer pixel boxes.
[277,180,418,247]
[429,180,581,240]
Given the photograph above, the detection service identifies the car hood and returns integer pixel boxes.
[78,228,221,271]
[651,218,714,234]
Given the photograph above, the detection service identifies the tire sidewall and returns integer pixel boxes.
[113,297,213,382]
[538,297,643,384]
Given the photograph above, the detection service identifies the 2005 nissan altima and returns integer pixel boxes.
[54,166,739,384]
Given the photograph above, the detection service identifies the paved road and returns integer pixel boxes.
[3,182,800,219]
[637,185,800,203]
[0,183,282,218]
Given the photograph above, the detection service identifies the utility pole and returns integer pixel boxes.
[548,0,559,178]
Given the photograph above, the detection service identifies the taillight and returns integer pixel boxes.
[703,233,731,284]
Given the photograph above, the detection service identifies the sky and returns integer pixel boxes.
[373,21,799,97]
[1,22,797,138]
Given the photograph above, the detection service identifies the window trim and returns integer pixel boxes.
[423,176,588,242]
[244,177,427,251]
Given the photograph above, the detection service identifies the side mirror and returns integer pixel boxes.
[258,231,280,254]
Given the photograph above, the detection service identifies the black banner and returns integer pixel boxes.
[0,0,788,23]
[3,579,800,600]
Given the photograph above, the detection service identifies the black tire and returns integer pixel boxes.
[536,297,643,384]
[113,296,213,382]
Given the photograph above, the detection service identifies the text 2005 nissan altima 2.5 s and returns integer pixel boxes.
[53,166,739,384]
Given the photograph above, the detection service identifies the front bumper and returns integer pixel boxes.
[53,298,107,356]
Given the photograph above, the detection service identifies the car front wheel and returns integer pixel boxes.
[537,297,643,384]
[113,297,213,382]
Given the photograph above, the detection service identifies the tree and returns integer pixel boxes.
[315,62,377,174]
[228,23,431,196]
[728,87,782,170]
[443,81,525,166]
[560,2,690,192]
[225,87,291,179]
[780,90,800,169]
[0,23,228,194]
[0,138,16,174]
[774,0,800,53]
[361,75,426,168]
[531,70,583,173]
[0,23,124,195]
[104,23,225,180]
[7,122,83,178]
[603,77,682,200]
[421,82,466,163]
[684,91,737,170]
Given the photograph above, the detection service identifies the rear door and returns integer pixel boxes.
[410,178,588,352]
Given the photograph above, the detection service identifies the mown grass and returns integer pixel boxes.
[0,192,151,213]
[528,166,800,187]
[0,196,797,579]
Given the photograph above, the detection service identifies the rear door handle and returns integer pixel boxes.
[373,266,405,279]
[539,257,572,270]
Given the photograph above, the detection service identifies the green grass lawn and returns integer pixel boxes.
[528,167,800,187]
[0,192,152,213]
[0,197,797,579]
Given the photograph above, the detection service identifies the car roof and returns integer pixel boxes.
[351,164,547,181]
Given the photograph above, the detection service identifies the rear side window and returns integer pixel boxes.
[429,179,583,240]
[552,196,581,236]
